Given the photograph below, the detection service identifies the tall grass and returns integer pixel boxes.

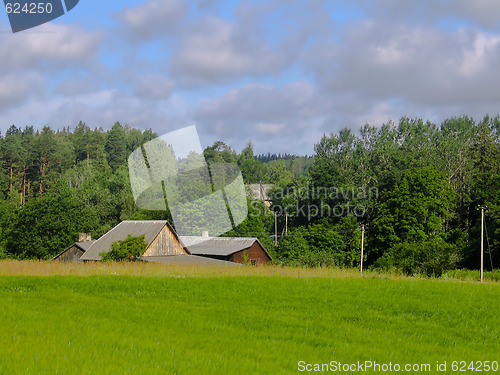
[0,260,358,278]
[0,260,497,283]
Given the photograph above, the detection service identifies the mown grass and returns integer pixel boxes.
[0,262,499,374]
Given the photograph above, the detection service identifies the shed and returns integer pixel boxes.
[80,221,187,261]
[52,241,96,262]
[180,236,272,265]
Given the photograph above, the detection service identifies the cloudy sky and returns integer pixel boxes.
[1,0,500,155]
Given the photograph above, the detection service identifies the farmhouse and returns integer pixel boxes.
[61,220,270,265]
[79,221,186,261]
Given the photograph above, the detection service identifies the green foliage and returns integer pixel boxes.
[276,230,309,261]
[267,160,293,185]
[465,116,500,268]
[1,183,96,259]
[304,116,500,275]
[275,218,361,268]
[204,141,238,164]
[238,141,254,163]
[371,166,456,254]
[239,158,269,183]
[105,122,127,171]
[101,234,148,261]
[375,237,460,276]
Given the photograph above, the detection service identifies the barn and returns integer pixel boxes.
[52,240,96,262]
[180,236,272,265]
[79,221,186,261]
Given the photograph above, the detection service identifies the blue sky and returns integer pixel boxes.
[1,0,500,154]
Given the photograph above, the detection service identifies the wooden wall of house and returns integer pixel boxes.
[55,246,84,262]
[230,242,271,265]
[143,225,187,256]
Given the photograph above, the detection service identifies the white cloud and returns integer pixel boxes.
[116,0,186,41]
[0,23,102,72]
[255,122,285,135]
[45,90,171,129]
[53,78,102,97]
[457,31,500,77]
[308,22,500,108]
[193,81,327,153]
[170,16,290,86]
[368,0,500,30]
[456,0,500,29]
[196,81,323,122]
[133,74,175,100]
[0,73,45,108]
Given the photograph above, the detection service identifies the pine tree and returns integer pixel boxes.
[105,122,127,171]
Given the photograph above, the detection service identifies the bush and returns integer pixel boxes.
[101,235,148,261]
[375,236,460,276]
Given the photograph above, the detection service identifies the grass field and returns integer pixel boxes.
[0,261,499,374]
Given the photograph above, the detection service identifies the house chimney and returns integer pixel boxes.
[79,233,92,242]
[202,230,209,238]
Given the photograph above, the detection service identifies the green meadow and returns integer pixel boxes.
[0,268,499,374]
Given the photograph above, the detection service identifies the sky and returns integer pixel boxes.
[1,0,500,155]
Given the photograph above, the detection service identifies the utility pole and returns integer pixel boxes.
[479,206,486,283]
[281,214,289,237]
[274,211,278,246]
[360,224,365,273]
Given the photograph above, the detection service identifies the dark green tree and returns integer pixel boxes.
[105,122,127,171]
[372,166,460,274]
[2,183,97,259]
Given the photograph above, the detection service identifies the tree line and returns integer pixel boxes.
[0,115,498,276]
[272,116,500,275]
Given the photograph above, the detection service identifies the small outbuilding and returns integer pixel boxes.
[52,241,96,262]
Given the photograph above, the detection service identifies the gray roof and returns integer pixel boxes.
[180,236,270,258]
[75,241,97,252]
[80,221,180,261]
[141,255,241,266]
[51,240,97,260]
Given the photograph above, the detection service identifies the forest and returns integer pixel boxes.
[0,115,498,276]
